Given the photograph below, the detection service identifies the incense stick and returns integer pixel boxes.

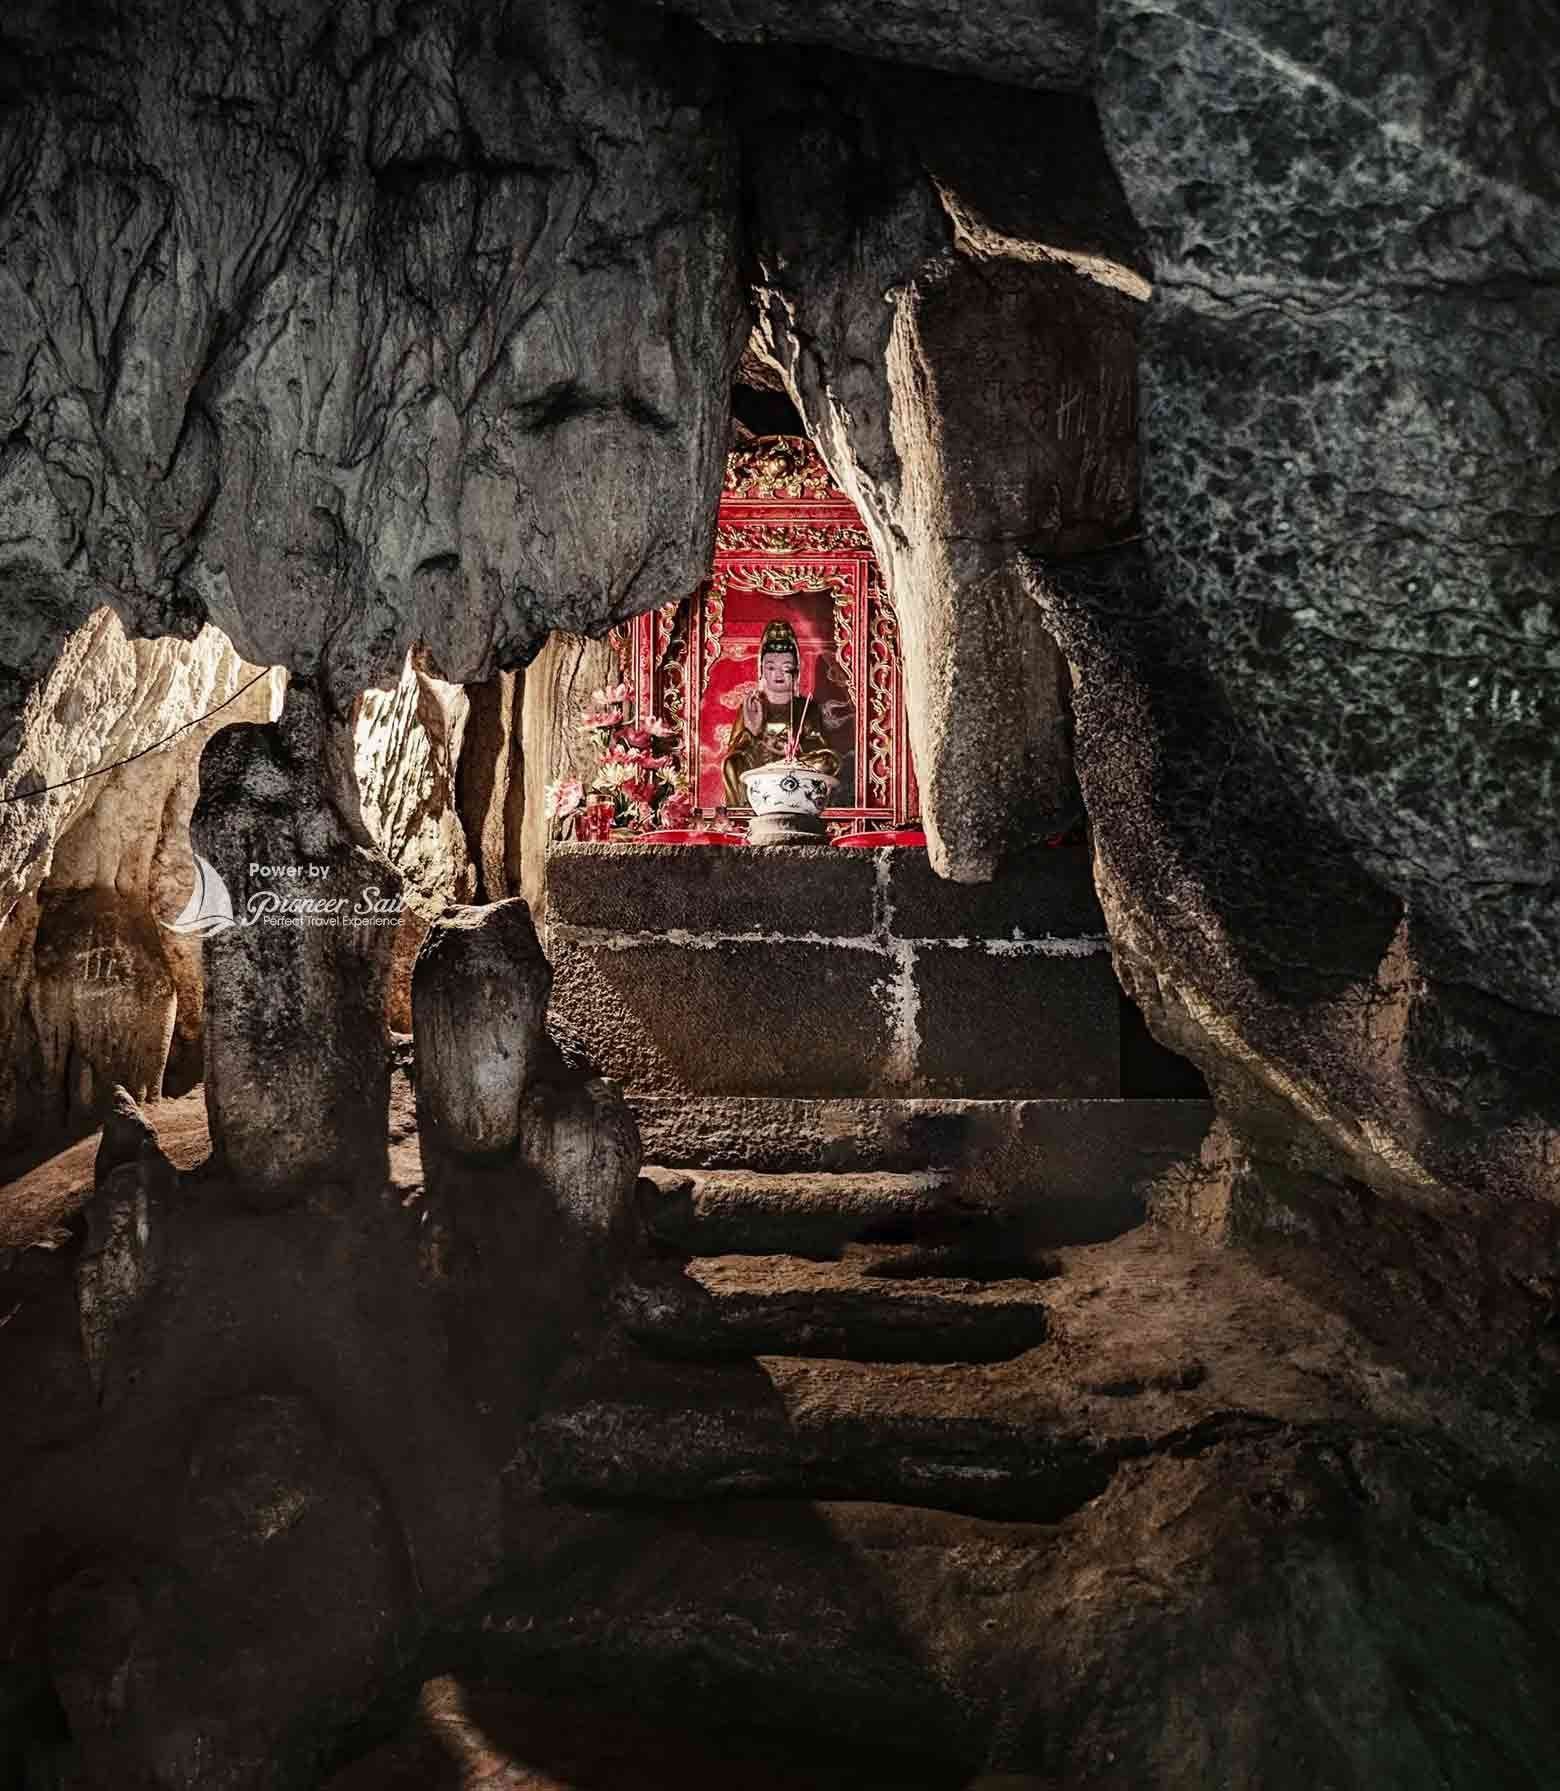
[787,691,813,762]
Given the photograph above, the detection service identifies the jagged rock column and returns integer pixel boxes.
[354,649,480,1031]
[518,632,622,917]
[456,670,525,906]
[193,683,400,1201]
[744,69,1147,878]
[1020,0,1560,1234]
[412,898,642,1419]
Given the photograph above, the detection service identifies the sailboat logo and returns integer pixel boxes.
[162,853,240,937]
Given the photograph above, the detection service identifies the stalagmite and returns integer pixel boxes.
[193,684,400,1201]
[412,900,553,1163]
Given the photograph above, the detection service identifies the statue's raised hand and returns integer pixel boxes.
[742,689,765,733]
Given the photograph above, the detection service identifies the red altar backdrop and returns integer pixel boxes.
[611,437,920,829]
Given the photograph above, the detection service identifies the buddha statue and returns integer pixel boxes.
[721,619,841,806]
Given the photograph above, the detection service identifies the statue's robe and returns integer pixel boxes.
[722,696,840,806]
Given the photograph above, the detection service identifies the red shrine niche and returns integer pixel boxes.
[610,437,920,833]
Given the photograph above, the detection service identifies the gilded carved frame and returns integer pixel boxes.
[611,438,918,826]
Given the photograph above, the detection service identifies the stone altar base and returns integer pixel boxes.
[545,842,1124,1100]
[745,810,829,846]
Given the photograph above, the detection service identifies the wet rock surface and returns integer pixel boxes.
[194,683,400,1200]
[0,0,743,708]
[413,899,552,1163]
[1,0,1559,1783]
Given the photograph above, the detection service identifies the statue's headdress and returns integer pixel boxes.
[758,619,799,664]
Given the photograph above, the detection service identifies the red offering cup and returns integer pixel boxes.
[579,800,615,842]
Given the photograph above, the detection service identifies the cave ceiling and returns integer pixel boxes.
[0,0,1556,1191]
[1,5,1559,1781]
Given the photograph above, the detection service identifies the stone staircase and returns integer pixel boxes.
[621,1164,1054,1365]
[484,1099,1388,1778]
[518,1104,1361,1530]
[526,846,1249,1533]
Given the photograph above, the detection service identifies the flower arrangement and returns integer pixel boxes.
[544,682,691,837]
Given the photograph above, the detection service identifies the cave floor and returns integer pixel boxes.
[322,1677,967,1790]
[0,1074,426,1253]
[0,1087,214,1251]
[3,1079,1552,1787]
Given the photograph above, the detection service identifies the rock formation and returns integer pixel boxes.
[193,682,401,1201]
[517,631,621,915]
[1021,1,1560,1327]
[413,900,553,1163]
[354,653,478,914]
[353,650,479,1030]
[0,0,744,713]
[742,68,1147,877]
[412,896,644,1392]
[352,639,604,1021]
[662,0,1098,91]
[0,610,278,1140]
[1,0,1559,1785]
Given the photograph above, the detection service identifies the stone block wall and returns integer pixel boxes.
[545,843,1118,1099]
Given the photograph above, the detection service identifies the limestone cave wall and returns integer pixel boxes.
[1,0,1559,1784]
[0,0,1552,1474]
[0,0,743,715]
[1025,3,1560,1348]
[0,610,279,1144]
[0,0,1552,1482]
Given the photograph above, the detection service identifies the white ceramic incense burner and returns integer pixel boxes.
[741,762,838,816]
[740,762,839,844]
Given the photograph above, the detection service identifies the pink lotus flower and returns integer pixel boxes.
[622,725,653,752]
[580,707,623,730]
[543,777,584,820]
[646,714,679,739]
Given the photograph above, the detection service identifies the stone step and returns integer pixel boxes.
[527,1356,1110,1523]
[639,1166,1030,1263]
[632,1097,1212,1245]
[539,1230,1372,1524]
[617,1252,1053,1364]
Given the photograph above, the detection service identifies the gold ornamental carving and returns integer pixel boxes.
[723,435,841,502]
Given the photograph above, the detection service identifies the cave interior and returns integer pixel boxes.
[1,1,1558,1786]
